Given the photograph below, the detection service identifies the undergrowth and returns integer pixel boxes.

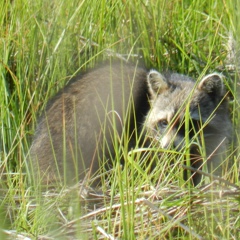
[0,0,239,239]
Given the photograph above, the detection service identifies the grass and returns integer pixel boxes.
[0,0,239,239]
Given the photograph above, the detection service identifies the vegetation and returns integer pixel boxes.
[0,0,239,239]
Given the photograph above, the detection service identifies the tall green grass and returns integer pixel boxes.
[0,0,239,239]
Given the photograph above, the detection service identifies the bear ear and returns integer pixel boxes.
[147,70,169,97]
[198,73,225,96]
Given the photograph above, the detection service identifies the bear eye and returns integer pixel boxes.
[158,119,168,128]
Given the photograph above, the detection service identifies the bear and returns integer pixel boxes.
[27,60,232,187]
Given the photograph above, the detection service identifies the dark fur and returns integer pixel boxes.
[28,62,150,186]
[28,61,232,186]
